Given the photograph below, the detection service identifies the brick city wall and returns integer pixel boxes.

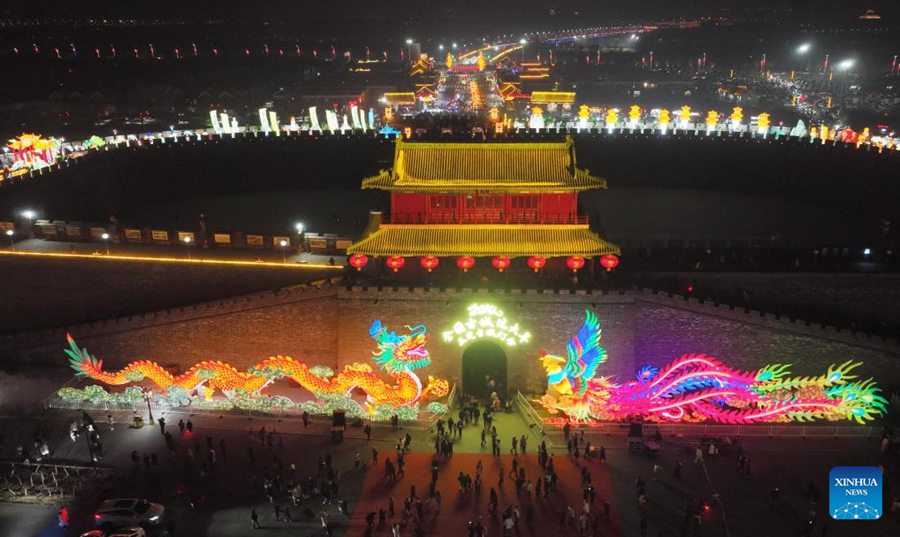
[2,285,898,396]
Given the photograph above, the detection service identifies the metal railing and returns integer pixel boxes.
[516,391,546,438]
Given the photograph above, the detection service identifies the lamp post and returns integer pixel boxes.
[279,239,288,263]
[5,229,13,250]
[101,233,110,255]
[144,389,154,422]
[796,43,811,72]
[183,235,192,259]
[295,222,305,253]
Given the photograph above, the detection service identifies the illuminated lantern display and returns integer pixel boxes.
[456,256,475,272]
[658,109,671,133]
[348,253,368,271]
[492,256,511,272]
[730,106,743,130]
[442,303,531,347]
[565,256,585,272]
[420,255,439,272]
[385,256,406,272]
[705,110,719,132]
[64,323,450,413]
[599,254,620,272]
[527,256,546,272]
[757,113,771,135]
[534,310,887,425]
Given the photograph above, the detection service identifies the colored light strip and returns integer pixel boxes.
[0,249,344,270]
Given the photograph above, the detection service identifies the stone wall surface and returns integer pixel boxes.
[2,286,898,397]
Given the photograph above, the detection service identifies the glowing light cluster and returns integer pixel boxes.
[535,310,887,425]
[65,321,449,412]
[442,303,531,347]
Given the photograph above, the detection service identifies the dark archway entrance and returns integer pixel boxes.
[461,340,508,399]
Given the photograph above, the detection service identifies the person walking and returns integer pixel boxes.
[157,417,166,435]
[694,445,704,464]
[107,414,115,431]
[251,508,260,529]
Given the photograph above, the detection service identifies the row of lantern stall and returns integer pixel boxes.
[348,254,620,273]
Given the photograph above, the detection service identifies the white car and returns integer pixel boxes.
[94,499,164,529]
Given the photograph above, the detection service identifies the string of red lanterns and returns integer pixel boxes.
[350,254,619,274]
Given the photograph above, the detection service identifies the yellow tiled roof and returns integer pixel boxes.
[531,91,576,104]
[383,92,417,105]
[361,136,605,192]
[346,224,620,257]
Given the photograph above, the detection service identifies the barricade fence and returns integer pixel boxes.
[44,395,441,431]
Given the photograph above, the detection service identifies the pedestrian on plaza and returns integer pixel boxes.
[694,445,704,464]
[251,508,260,529]
[274,504,282,522]
[107,414,115,431]
[219,438,227,460]
[511,436,518,455]
[599,445,606,463]
[435,489,442,513]
[364,423,372,442]
[372,446,378,463]
[388,496,395,517]
[674,461,683,480]
[178,419,185,435]
[186,420,193,433]
[520,435,527,454]
[158,417,166,435]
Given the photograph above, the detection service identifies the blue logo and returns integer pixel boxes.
[829,466,882,520]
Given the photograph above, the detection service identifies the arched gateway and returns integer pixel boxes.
[461,340,508,398]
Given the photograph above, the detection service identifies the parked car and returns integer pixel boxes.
[94,499,164,529]
[80,528,147,537]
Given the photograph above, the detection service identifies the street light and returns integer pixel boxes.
[279,239,288,263]
[5,229,13,250]
[837,59,855,71]
[295,222,305,234]
[183,235,192,259]
[20,210,36,220]
[101,233,110,255]
[796,43,811,71]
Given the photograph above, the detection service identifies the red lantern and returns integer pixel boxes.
[566,256,586,272]
[492,256,511,272]
[527,256,546,272]
[599,254,620,272]
[385,256,405,272]
[348,253,368,271]
[456,256,475,272]
[420,255,439,272]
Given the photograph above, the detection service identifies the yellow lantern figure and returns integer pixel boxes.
[489,107,499,122]
[477,50,487,71]
[628,105,641,123]
[705,110,719,131]
[678,106,691,123]
[605,108,619,130]
[757,113,770,136]
[578,105,590,121]
[658,109,671,131]
[859,127,870,145]
[730,106,743,125]
[445,52,454,69]
[384,107,393,122]
[531,106,543,118]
